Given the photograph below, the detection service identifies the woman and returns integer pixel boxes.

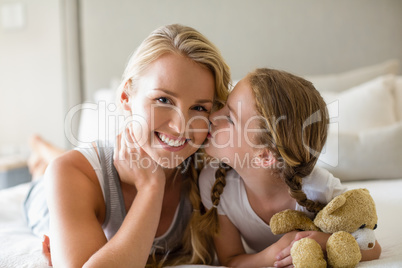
[24,24,230,267]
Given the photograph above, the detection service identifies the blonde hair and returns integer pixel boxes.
[117,24,230,113]
[119,24,230,266]
[202,68,329,236]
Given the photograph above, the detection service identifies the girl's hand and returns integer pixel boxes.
[274,231,331,268]
[113,127,165,192]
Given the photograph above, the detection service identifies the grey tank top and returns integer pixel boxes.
[97,144,193,255]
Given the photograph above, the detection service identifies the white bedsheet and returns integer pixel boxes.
[0,179,401,268]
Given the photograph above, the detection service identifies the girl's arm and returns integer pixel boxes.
[214,215,298,267]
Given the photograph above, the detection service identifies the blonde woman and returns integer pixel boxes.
[24,24,230,267]
[199,69,381,267]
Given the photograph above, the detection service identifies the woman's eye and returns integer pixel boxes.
[157,97,171,104]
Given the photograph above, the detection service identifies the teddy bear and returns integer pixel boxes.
[269,188,378,268]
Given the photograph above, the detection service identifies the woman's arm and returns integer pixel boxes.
[47,145,166,267]
[214,215,298,267]
[46,151,109,267]
[83,182,165,267]
[83,132,166,267]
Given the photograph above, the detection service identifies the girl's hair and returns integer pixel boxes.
[121,24,230,266]
[202,68,329,236]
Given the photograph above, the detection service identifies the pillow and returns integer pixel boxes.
[305,59,399,92]
[317,122,402,181]
[395,76,402,121]
[320,75,397,133]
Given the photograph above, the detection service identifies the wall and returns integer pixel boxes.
[0,0,66,151]
[80,0,402,99]
[1,0,401,151]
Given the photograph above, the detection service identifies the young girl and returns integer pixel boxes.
[24,24,230,267]
[199,68,381,267]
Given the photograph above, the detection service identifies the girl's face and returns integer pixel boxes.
[205,78,262,168]
[123,53,215,168]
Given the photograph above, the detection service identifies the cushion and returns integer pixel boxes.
[320,75,397,133]
[316,74,402,181]
[305,59,399,92]
[317,122,402,181]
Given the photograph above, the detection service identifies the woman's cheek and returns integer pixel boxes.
[189,116,209,144]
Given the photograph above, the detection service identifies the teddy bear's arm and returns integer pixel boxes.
[270,210,320,235]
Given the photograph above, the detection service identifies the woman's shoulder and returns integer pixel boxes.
[46,150,101,194]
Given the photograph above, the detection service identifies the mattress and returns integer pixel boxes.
[1,178,401,268]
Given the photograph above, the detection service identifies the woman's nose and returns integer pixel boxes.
[168,107,185,134]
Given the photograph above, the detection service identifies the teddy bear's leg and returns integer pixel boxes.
[327,231,362,268]
[290,238,326,268]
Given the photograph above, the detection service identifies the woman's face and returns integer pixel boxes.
[123,53,215,168]
[205,78,262,168]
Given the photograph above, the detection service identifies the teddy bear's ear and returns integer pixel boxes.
[325,194,347,215]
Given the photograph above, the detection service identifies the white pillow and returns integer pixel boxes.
[320,75,397,133]
[305,59,399,92]
[317,122,402,181]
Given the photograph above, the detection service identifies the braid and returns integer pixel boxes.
[211,165,228,208]
[283,166,325,214]
[198,163,231,237]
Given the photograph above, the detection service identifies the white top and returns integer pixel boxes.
[199,165,347,252]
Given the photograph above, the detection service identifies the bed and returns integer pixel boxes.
[1,60,401,267]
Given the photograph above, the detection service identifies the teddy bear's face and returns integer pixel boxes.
[314,189,378,250]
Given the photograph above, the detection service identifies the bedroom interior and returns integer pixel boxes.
[0,0,401,267]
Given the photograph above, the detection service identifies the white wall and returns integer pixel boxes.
[1,0,401,151]
[81,0,402,99]
[0,0,66,151]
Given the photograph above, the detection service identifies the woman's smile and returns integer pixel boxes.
[155,131,190,152]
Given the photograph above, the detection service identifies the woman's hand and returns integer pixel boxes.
[274,231,331,267]
[113,127,165,192]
